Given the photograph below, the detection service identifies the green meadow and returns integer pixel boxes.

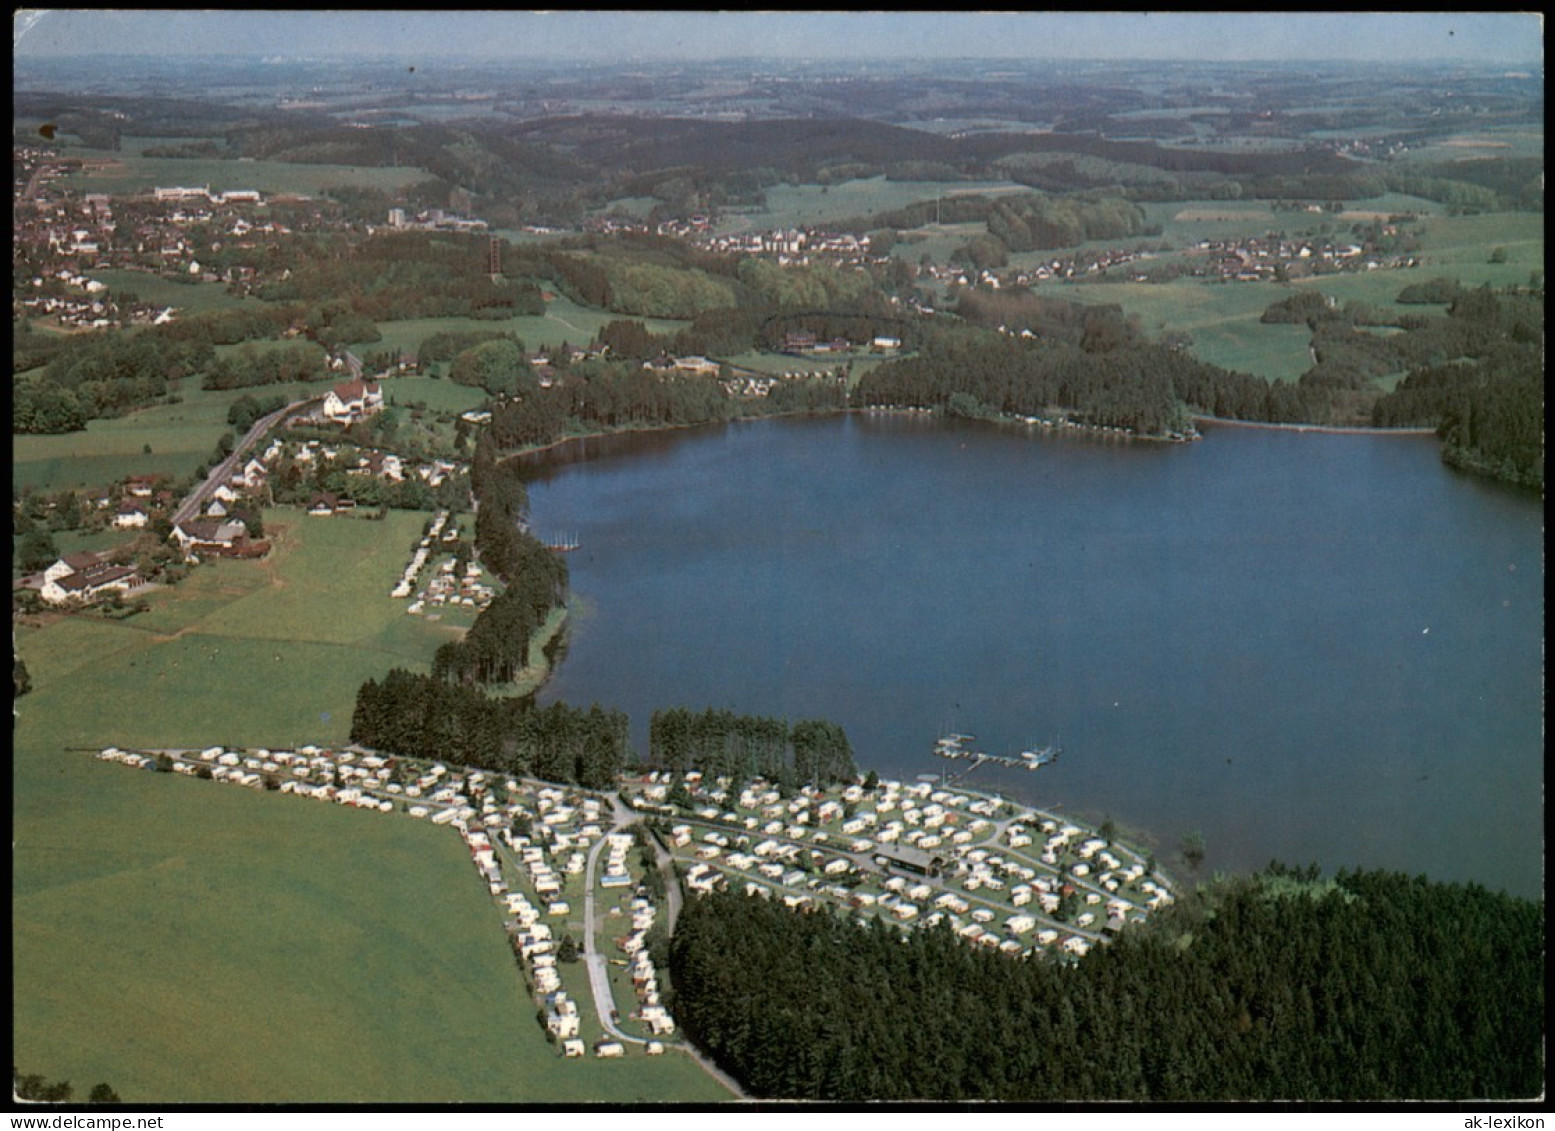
[57,150,431,198]
[363,297,689,359]
[1058,278,1314,381]
[715,176,1031,234]
[1044,211,1542,380]
[11,506,731,1102]
[91,269,261,315]
[13,381,326,494]
[380,374,491,414]
[890,221,987,267]
[17,508,455,747]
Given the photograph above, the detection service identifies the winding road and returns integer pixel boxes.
[579,793,747,1098]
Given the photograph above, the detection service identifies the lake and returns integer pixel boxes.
[520,414,1544,899]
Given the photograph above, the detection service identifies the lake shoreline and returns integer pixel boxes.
[1192,414,1438,436]
[523,412,1543,898]
[500,402,1210,468]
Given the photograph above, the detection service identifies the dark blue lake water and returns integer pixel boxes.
[520,414,1544,899]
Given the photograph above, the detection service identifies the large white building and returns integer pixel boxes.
[322,378,384,423]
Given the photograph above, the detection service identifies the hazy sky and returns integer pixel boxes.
[12,10,1544,65]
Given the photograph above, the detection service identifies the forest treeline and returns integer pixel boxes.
[668,865,1544,1101]
[648,707,857,788]
[415,435,572,689]
[478,357,846,452]
[189,111,1539,228]
[344,428,616,783]
[856,302,1207,436]
[351,669,628,789]
[246,230,544,322]
[853,283,1543,485]
[1368,289,1543,488]
[832,191,1151,253]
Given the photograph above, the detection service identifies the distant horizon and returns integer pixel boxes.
[12,11,1545,66]
[12,52,1543,69]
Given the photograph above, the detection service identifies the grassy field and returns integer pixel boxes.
[17,508,455,746]
[56,150,432,198]
[1043,210,1542,380]
[379,374,491,414]
[363,299,690,359]
[1396,129,1545,164]
[41,525,138,560]
[11,506,730,1103]
[89,268,262,315]
[715,176,1030,234]
[890,221,988,267]
[13,381,327,494]
[1184,318,1313,382]
[1057,277,1313,381]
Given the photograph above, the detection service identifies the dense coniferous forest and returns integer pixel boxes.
[648,707,857,787]
[855,314,1204,436]
[481,357,854,446]
[248,230,543,321]
[855,284,1543,481]
[414,434,571,688]
[1370,289,1544,488]
[350,669,628,789]
[669,866,1544,1101]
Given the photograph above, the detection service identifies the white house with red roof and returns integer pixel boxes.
[112,499,150,529]
[322,377,384,423]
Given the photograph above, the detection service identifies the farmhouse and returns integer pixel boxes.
[40,558,141,606]
[322,377,384,423]
[112,500,150,529]
[124,474,165,499]
[171,517,257,559]
[43,552,106,585]
[308,491,347,516]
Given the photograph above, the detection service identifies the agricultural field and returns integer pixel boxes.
[1039,210,1542,381]
[12,380,326,494]
[1395,128,1545,164]
[18,508,455,746]
[363,299,690,361]
[89,269,263,315]
[55,148,432,198]
[1055,277,1313,381]
[11,506,729,1103]
[379,374,491,415]
[889,221,989,268]
[714,176,1030,234]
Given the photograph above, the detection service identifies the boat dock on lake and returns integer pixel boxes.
[934,733,1062,784]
